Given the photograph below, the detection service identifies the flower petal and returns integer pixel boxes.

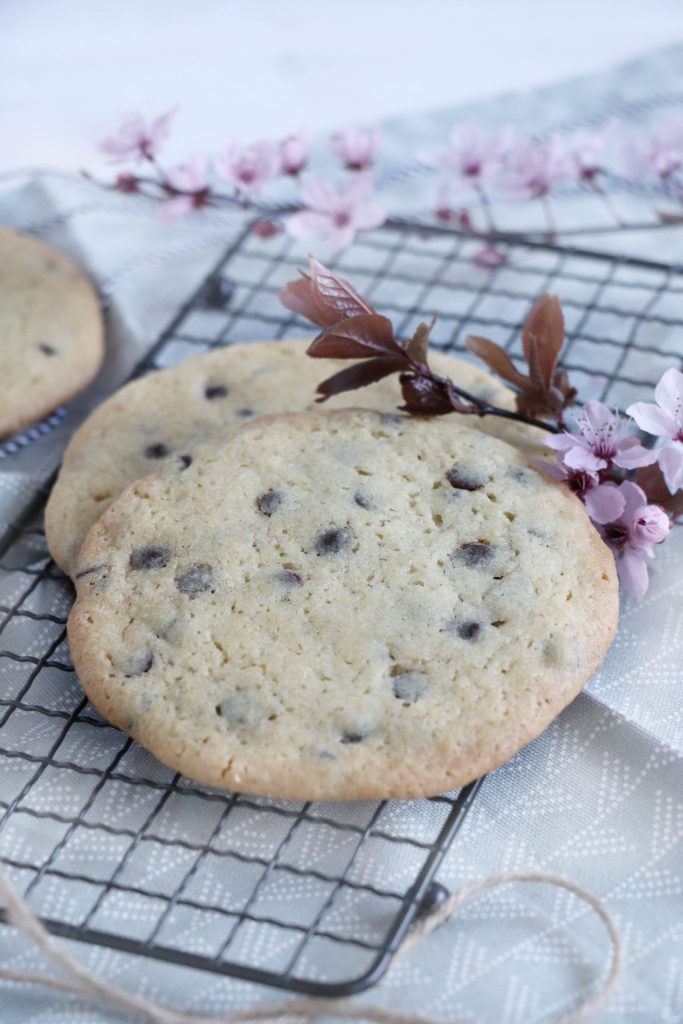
[326,224,356,254]
[579,400,615,444]
[299,177,338,213]
[626,400,677,438]
[617,548,650,598]
[285,211,332,242]
[351,199,387,232]
[613,439,659,469]
[544,433,578,453]
[654,367,683,423]
[659,440,683,493]
[157,196,195,222]
[563,446,606,473]
[619,480,649,521]
[584,483,625,524]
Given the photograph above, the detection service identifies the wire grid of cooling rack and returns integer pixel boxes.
[2,219,683,998]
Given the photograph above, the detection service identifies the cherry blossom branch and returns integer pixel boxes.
[89,110,683,254]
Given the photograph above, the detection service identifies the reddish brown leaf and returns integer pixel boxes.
[279,275,342,327]
[399,373,479,417]
[522,294,564,376]
[526,336,554,394]
[636,463,683,519]
[404,320,434,367]
[308,256,376,318]
[316,356,405,401]
[551,368,577,409]
[307,314,405,360]
[657,210,683,225]
[466,335,528,390]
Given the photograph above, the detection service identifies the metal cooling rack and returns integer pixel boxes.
[2,219,683,997]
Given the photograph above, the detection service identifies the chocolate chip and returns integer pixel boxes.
[125,652,154,677]
[215,693,259,728]
[37,342,57,356]
[177,454,193,470]
[354,490,372,510]
[130,546,170,570]
[454,542,493,567]
[314,527,351,555]
[391,670,429,704]
[456,621,481,640]
[75,562,107,579]
[237,408,254,419]
[144,443,170,460]
[277,569,302,587]
[340,731,366,744]
[176,564,213,596]
[204,383,228,400]
[510,467,534,485]
[257,490,283,516]
[202,275,233,310]
[446,466,484,491]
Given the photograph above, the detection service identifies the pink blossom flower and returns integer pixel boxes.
[100,109,176,164]
[627,368,683,493]
[501,135,571,199]
[426,123,512,190]
[539,460,625,524]
[328,127,379,172]
[115,172,139,194]
[571,120,619,182]
[158,154,211,221]
[602,481,671,597]
[621,115,683,181]
[286,175,386,253]
[545,400,657,473]
[216,141,276,196]
[251,219,280,239]
[472,244,508,269]
[279,133,310,176]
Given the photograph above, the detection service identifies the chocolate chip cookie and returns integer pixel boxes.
[0,227,104,438]
[68,409,618,800]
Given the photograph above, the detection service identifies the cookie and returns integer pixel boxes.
[46,338,543,575]
[68,409,618,801]
[0,227,104,438]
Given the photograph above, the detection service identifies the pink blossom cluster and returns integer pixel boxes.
[98,113,384,251]
[98,109,683,253]
[542,371,683,596]
[426,115,683,216]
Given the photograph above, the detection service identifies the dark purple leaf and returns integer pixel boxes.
[657,210,683,225]
[308,256,376,318]
[316,356,405,400]
[399,373,479,416]
[307,314,405,359]
[279,274,342,327]
[466,335,528,389]
[522,294,564,382]
[404,320,434,366]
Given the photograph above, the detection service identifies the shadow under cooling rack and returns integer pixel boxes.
[2,218,683,996]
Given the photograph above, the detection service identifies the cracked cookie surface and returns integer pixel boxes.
[68,409,618,800]
[46,338,544,575]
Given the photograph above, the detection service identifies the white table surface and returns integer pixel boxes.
[3,0,683,172]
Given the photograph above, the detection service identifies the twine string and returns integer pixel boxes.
[0,869,621,1024]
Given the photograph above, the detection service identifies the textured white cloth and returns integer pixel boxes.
[0,47,682,1024]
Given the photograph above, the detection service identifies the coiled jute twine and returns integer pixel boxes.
[0,869,621,1024]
